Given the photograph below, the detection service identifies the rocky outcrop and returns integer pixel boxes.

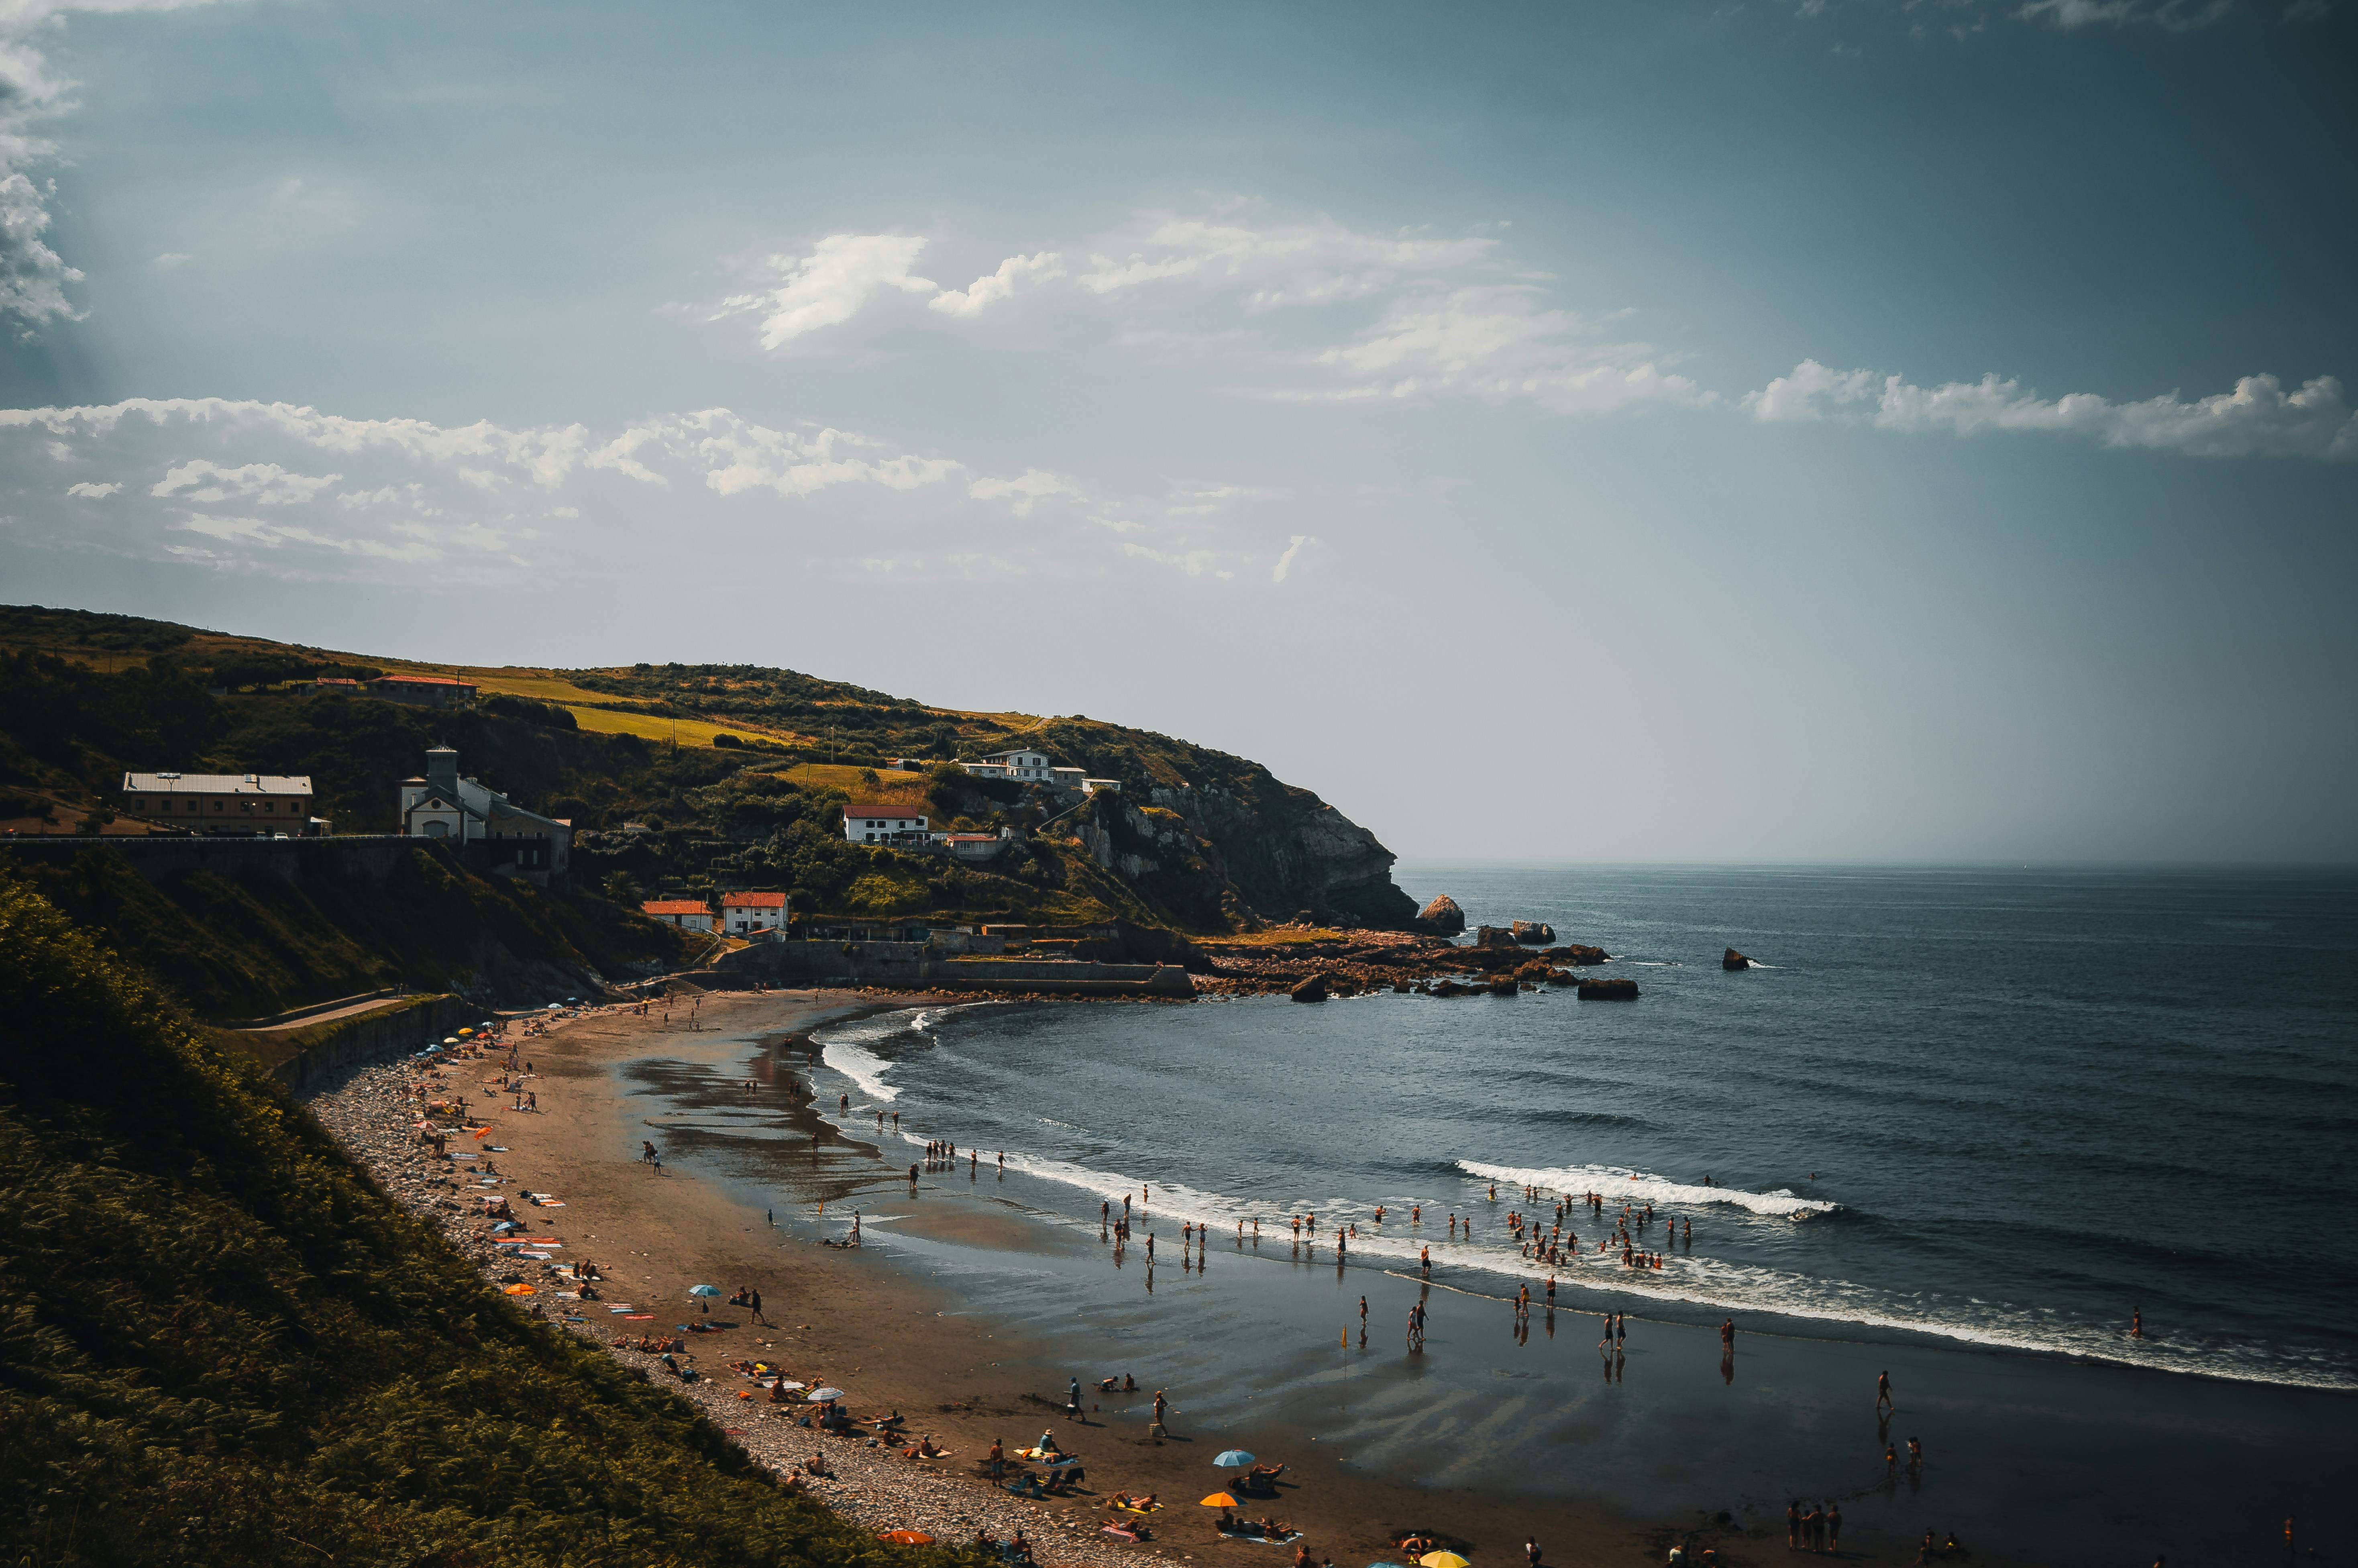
[1290,972,1330,1003]
[1577,977,1640,1000]
[1724,948,1752,971]
[1473,925,1520,950]
[1512,920,1555,944]
[1416,895,1467,936]
[1544,944,1610,967]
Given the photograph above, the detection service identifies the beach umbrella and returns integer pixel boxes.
[688,1284,722,1299]
[1419,1554,1471,1568]
[1200,1493,1239,1508]
[776,1380,807,1391]
[443,1037,460,1044]
[503,1284,536,1295]
[879,1531,935,1545]
[1213,1449,1255,1468]
[807,1386,845,1401]
[458,1028,474,1036]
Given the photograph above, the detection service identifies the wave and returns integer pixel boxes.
[812,1004,981,1104]
[1457,1158,1840,1218]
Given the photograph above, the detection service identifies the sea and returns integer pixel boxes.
[810,865,2357,1391]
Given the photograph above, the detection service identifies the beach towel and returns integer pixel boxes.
[620,1314,654,1320]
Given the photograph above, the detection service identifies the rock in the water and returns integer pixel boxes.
[1546,969,1577,987]
[1416,895,1467,936]
[1723,948,1752,971]
[1473,925,1519,950]
[1512,920,1555,944]
[1487,977,1519,996]
[1541,944,1611,966]
[1290,972,1330,1003]
[1431,979,1469,998]
[1577,977,1641,1001]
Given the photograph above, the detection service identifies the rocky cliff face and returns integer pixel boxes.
[1072,779,1416,930]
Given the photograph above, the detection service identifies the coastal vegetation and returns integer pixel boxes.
[0,605,1418,934]
[0,872,969,1568]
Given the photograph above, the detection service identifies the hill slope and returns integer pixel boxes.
[0,605,1417,932]
[0,871,946,1568]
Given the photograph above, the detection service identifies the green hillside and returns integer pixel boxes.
[0,607,1418,934]
[0,871,962,1568]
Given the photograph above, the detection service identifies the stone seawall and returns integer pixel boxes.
[0,833,419,886]
[715,940,1195,997]
[235,994,476,1095]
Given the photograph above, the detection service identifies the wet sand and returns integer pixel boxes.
[387,991,2348,1568]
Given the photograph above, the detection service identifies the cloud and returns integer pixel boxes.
[152,458,341,503]
[0,2,243,327]
[151,251,191,267]
[1121,541,1237,580]
[2016,0,2235,26]
[0,395,1064,585]
[929,251,1065,318]
[966,469,1082,514]
[1745,359,2358,459]
[1270,534,1315,583]
[1074,212,1496,304]
[1300,285,1710,414]
[709,234,935,350]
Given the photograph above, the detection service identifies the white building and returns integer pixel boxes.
[843,800,930,844]
[720,890,788,934]
[642,899,715,932]
[960,748,1054,783]
[397,746,571,877]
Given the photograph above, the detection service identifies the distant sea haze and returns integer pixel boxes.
[813,866,2358,1390]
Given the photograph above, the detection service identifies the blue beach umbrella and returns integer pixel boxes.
[1213,1449,1255,1467]
[689,1284,722,1298]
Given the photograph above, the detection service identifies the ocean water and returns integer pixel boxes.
[809,865,2358,1391]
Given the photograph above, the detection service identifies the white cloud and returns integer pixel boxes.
[1121,541,1237,579]
[1301,285,1710,414]
[929,251,1064,318]
[2017,0,2235,26]
[710,234,935,350]
[966,469,1082,515]
[1745,359,2358,459]
[1075,212,1495,304]
[152,458,341,504]
[271,176,359,227]
[151,251,192,267]
[1270,534,1316,583]
[0,396,1047,585]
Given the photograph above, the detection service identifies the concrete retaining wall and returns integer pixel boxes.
[0,833,420,886]
[252,994,476,1095]
[715,939,1194,997]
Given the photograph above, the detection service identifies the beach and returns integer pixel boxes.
[302,966,2354,1568]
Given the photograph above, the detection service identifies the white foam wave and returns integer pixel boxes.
[1457,1159,1839,1218]
[812,1004,974,1103]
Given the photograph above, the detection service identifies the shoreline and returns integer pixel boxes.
[302,990,2344,1568]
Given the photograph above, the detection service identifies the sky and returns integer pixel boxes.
[1,0,2353,863]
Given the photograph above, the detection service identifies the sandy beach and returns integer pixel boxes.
[302,988,2348,1568]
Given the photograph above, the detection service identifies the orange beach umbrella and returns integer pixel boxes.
[1200,1493,1238,1507]
[878,1530,935,1544]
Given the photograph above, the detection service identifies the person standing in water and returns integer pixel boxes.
[1877,1370,1893,1411]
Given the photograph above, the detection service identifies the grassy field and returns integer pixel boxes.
[773,761,933,797]
[552,703,787,748]
[1196,928,1357,947]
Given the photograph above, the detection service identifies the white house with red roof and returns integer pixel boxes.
[720,890,788,934]
[842,800,929,844]
[641,898,715,931]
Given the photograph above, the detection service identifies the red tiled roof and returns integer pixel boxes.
[844,801,927,819]
[641,900,711,916]
[721,891,787,908]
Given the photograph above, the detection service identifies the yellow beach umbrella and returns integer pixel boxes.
[503,1284,536,1295]
[1200,1493,1238,1508]
[1421,1554,1471,1568]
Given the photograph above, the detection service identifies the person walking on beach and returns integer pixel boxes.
[1721,1318,1735,1350]
[1067,1376,1082,1422]
[1876,1370,1893,1411]
[1150,1389,1168,1438]
[988,1437,1005,1480]
[1826,1504,1840,1553]
[748,1287,767,1326]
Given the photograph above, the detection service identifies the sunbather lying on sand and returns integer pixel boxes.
[903,1435,952,1458]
